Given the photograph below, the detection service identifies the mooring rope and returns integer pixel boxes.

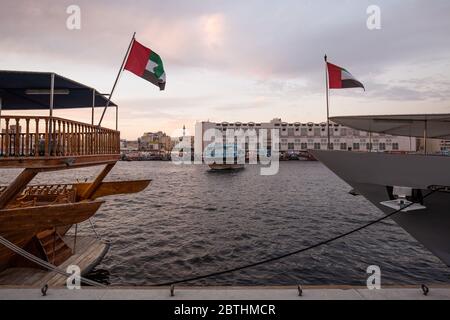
[0,235,105,287]
[153,188,442,286]
[1,189,440,288]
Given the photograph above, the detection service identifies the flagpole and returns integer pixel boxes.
[325,54,330,150]
[98,31,136,128]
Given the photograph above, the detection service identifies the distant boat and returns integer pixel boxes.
[205,143,245,171]
[208,163,245,171]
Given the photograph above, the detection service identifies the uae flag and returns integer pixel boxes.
[327,62,364,90]
[124,39,166,90]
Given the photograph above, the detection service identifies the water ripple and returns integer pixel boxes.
[1,161,450,286]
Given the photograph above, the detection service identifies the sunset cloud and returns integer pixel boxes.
[1,0,450,139]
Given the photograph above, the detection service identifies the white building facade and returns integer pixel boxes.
[197,118,416,153]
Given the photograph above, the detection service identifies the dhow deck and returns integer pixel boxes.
[0,236,108,287]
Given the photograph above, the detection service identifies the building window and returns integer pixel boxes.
[301,143,308,150]
[340,143,347,150]
[366,143,373,150]
[379,143,386,151]
[353,143,360,150]
[314,143,321,150]
[288,143,295,150]
[392,143,399,150]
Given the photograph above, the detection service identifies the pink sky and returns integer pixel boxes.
[1,0,450,139]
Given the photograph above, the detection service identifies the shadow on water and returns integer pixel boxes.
[83,268,111,286]
[206,169,246,175]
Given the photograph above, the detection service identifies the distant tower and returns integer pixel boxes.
[180,125,186,142]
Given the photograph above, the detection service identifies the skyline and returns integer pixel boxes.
[0,0,449,139]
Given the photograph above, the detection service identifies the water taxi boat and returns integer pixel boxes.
[205,143,245,171]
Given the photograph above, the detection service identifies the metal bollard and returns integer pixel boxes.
[41,284,48,297]
[421,284,429,296]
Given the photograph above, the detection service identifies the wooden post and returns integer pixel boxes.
[80,163,116,200]
[73,224,78,254]
[91,89,95,125]
[0,168,38,209]
[5,118,9,156]
[25,119,30,156]
[14,118,20,156]
[34,118,39,157]
[48,73,55,154]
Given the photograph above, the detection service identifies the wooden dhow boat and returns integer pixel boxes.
[0,71,150,284]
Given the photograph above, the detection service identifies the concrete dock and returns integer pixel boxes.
[1,286,450,300]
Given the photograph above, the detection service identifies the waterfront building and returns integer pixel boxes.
[196,118,417,154]
[120,139,139,152]
[139,131,173,152]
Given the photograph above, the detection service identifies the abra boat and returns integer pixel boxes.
[205,143,246,171]
[208,163,245,171]
[0,71,150,284]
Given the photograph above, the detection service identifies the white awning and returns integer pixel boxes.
[330,114,450,139]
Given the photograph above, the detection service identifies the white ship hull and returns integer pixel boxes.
[311,150,450,266]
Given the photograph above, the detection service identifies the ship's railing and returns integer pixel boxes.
[0,115,120,158]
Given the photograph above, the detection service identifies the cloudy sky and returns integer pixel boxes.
[1,0,449,139]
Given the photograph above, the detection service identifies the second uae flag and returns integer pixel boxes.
[327,62,364,90]
[124,39,166,90]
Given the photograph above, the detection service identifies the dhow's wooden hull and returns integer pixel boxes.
[0,201,104,271]
[76,180,151,199]
[0,201,104,233]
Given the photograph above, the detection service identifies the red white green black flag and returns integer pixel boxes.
[124,39,166,90]
[327,62,364,90]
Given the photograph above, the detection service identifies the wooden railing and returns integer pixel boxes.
[0,116,120,158]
